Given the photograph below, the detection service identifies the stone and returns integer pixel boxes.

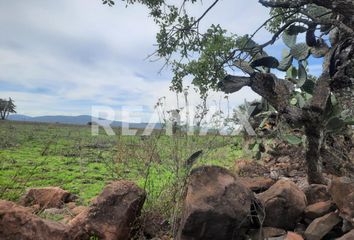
[303,184,330,205]
[257,179,307,230]
[20,187,76,209]
[304,212,341,240]
[66,202,77,210]
[304,201,335,220]
[142,212,169,239]
[287,170,298,177]
[30,203,41,213]
[328,177,354,224]
[43,208,68,215]
[68,180,146,240]
[0,200,69,240]
[249,227,286,239]
[239,177,275,193]
[262,227,286,237]
[71,206,87,216]
[278,156,291,163]
[177,166,254,240]
[294,223,307,236]
[342,219,354,233]
[285,232,304,240]
[336,229,354,240]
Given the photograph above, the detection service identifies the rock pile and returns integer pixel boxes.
[0,181,146,240]
[0,200,70,240]
[1,166,354,240]
[178,166,354,240]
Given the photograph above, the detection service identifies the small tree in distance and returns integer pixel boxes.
[0,98,16,120]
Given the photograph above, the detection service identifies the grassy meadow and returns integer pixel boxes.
[0,120,246,217]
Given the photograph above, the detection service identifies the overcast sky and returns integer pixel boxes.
[0,0,322,121]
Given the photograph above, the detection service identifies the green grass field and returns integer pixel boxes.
[0,120,245,216]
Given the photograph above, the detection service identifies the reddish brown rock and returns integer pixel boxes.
[336,229,354,240]
[262,227,286,237]
[328,177,354,224]
[141,212,169,239]
[68,180,146,240]
[303,184,330,205]
[239,177,275,193]
[60,215,73,224]
[30,203,41,213]
[285,231,304,240]
[304,212,342,240]
[250,227,286,239]
[20,187,76,209]
[177,166,254,240]
[0,200,69,240]
[304,201,335,220]
[66,202,77,210]
[71,206,87,216]
[236,160,268,177]
[257,179,307,230]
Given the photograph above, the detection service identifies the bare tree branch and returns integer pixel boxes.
[183,0,220,31]
[218,73,303,123]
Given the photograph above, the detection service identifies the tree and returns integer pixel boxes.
[104,0,354,184]
[0,98,16,120]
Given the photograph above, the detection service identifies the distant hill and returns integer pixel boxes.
[7,114,162,129]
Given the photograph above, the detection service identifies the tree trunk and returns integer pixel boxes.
[305,126,327,184]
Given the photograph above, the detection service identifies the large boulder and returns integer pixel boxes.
[303,184,331,205]
[304,212,341,240]
[0,200,69,240]
[257,179,307,230]
[177,166,254,240]
[68,180,146,240]
[20,187,76,209]
[328,177,354,224]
